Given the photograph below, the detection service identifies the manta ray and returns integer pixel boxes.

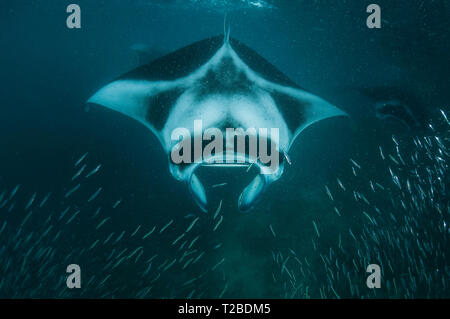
[88,35,347,212]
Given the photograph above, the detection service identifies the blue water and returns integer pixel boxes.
[0,0,448,298]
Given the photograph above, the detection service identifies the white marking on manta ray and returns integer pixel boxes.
[88,35,347,212]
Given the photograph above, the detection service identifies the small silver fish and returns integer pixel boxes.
[213,215,223,231]
[212,183,227,188]
[350,158,361,169]
[379,146,385,160]
[312,221,320,238]
[392,135,398,145]
[72,164,86,181]
[185,216,199,233]
[213,200,223,220]
[334,207,341,217]
[159,219,173,233]
[337,178,346,191]
[112,199,122,209]
[440,109,448,123]
[75,152,88,167]
[142,226,156,239]
[284,152,292,165]
[39,192,52,208]
[65,184,80,198]
[9,184,20,200]
[269,224,276,238]
[96,217,110,230]
[188,235,200,249]
[25,192,36,210]
[211,258,225,271]
[172,233,185,246]
[324,185,334,201]
[86,164,102,178]
[369,180,375,192]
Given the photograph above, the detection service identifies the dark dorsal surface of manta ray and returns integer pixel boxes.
[88,35,347,212]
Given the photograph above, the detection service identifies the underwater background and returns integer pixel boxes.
[0,0,449,298]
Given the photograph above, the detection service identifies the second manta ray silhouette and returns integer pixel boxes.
[88,35,347,212]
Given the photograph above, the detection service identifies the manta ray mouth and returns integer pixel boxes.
[201,154,254,167]
[187,153,276,213]
[201,163,250,167]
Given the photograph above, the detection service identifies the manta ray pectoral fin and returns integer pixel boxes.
[300,94,348,137]
[87,80,181,146]
[271,87,349,150]
[88,80,152,120]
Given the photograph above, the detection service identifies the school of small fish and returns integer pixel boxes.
[0,109,448,298]
[269,109,449,298]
